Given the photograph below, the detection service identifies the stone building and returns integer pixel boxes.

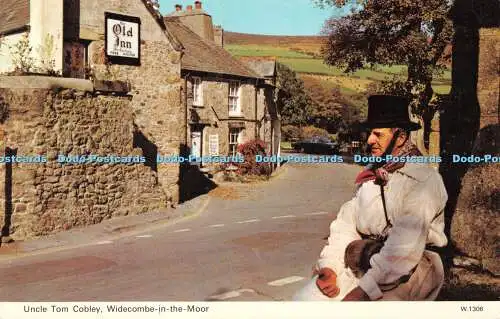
[0,0,187,240]
[164,2,280,171]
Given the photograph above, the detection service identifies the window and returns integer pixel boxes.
[229,128,242,156]
[192,77,203,106]
[228,81,241,116]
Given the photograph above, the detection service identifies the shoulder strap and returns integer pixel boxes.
[380,185,393,235]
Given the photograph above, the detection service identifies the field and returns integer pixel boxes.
[224,32,325,56]
[225,32,452,96]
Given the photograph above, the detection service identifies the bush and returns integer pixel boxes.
[281,125,301,141]
[301,126,330,139]
[234,139,271,176]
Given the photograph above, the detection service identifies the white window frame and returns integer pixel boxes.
[228,80,241,117]
[192,77,203,106]
[229,128,243,156]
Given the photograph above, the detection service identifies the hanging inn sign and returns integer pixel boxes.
[105,12,141,65]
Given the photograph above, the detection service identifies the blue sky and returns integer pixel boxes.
[159,0,347,35]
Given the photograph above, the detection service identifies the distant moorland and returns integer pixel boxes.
[224,31,452,99]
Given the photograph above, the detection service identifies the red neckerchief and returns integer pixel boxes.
[355,144,422,186]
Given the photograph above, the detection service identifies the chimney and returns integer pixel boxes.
[175,4,182,11]
[194,1,202,10]
[186,5,193,12]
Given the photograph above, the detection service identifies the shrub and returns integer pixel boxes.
[235,139,271,176]
[281,125,301,141]
[301,126,330,139]
[9,32,34,74]
[329,134,338,142]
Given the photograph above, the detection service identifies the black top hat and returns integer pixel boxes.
[361,95,421,131]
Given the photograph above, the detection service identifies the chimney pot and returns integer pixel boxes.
[186,5,193,11]
[194,1,202,9]
[175,4,182,11]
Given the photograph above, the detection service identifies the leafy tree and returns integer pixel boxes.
[275,63,312,126]
[304,80,343,131]
[316,0,453,151]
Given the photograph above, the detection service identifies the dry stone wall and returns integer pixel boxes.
[0,86,168,239]
[88,40,184,203]
[75,0,186,203]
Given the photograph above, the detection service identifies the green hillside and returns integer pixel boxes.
[225,44,451,95]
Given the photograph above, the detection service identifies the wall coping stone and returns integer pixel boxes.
[0,76,94,91]
[93,80,131,94]
[0,76,131,94]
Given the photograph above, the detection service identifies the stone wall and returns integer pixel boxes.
[0,84,168,239]
[79,0,166,42]
[478,28,499,129]
[77,0,185,203]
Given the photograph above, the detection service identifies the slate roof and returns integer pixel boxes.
[0,0,30,35]
[238,57,277,78]
[164,17,260,79]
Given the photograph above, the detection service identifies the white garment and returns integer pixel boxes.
[314,163,448,300]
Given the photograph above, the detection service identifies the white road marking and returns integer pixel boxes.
[136,235,153,238]
[236,219,260,224]
[173,228,191,233]
[305,211,329,216]
[208,224,225,228]
[267,276,305,287]
[209,289,255,300]
[272,215,296,219]
[96,240,113,245]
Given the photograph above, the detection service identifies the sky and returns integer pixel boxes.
[159,0,348,36]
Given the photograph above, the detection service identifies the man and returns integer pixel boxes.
[293,95,448,301]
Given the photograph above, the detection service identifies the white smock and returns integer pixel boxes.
[294,163,448,301]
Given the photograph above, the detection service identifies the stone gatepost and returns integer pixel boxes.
[477,28,499,129]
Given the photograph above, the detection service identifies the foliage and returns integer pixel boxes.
[318,0,453,150]
[281,125,302,141]
[37,34,58,75]
[225,45,313,58]
[304,79,345,132]
[9,33,34,74]
[275,62,312,126]
[233,139,271,176]
[0,96,9,123]
[301,126,330,139]
[301,75,366,136]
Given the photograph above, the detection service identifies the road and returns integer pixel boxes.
[0,161,360,301]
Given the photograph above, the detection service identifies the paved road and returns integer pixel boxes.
[0,161,360,301]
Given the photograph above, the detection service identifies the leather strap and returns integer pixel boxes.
[380,185,393,236]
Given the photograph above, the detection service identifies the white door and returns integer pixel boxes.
[191,131,201,158]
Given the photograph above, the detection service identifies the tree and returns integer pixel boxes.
[317,0,453,152]
[302,77,362,134]
[275,63,313,126]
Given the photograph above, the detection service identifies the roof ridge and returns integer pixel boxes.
[139,0,183,51]
[164,17,260,79]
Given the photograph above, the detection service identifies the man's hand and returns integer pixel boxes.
[315,267,340,298]
[342,286,370,301]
